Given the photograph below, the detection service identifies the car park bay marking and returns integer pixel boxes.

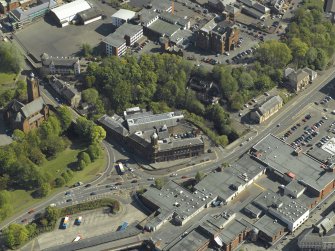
[254,182,266,191]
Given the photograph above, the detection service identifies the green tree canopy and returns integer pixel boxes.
[254,40,292,68]
[0,43,24,73]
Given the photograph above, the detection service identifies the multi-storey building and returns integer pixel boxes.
[195,20,239,54]
[103,23,143,57]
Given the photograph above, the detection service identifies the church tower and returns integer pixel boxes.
[27,72,40,102]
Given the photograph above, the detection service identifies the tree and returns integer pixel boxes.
[54,177,65,187]
[3,223,29,248]
[90,125,106,144]
[25,223,37,239]
[78,152,91,164]
[82,88,99,105]
[195,171,203,183]
[37,183,51,197]
[238,72,254,89]
[217,135,229,146]
[0,43,24,73]
[28,147,45,165]
[154,178,165,190]
[57,106,72,132]
[87,143,102,161]
[12,129,25,142]
[75,117,94,138]
[45,206,60,224]
[81,43,93,57]
[290,38,309,66]
[254,40,292,68]
[77,160,86,171]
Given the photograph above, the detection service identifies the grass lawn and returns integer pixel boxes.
[0,73,16,87]
[6,140,107,220]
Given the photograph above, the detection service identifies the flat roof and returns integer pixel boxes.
[169,228,209,251]
[142,181,215,221]
[254,214,286,238]
[253,190,309,224]
[322,137,335,156]
[51,0,91,21]
[147,19,180,37]
[218,219,250,244]
[195,155,266,202]
[252,134,334,192]
[111,9,136,20]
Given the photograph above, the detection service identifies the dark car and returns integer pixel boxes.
[85,184,91,188]
[65,191,71,195]
[131,180,138,183]
[66,199,73,202]
[90,192,96,196]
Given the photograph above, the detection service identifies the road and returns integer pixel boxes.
[1,66,334,232]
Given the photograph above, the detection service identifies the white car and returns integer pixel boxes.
[170,173,178,177]
[224,52,230,56]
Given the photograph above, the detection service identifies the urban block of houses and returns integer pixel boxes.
[194,19,239,54]
[103,23,143,57]
[188,78,220,105]
[48,76,81,108]
[4,73,49,133]
[250,95,283,124]
[98,107,204,163]
[111,9,136,27]
[40,53,81,75]
[285,67,317,92]
[141,155,265,232]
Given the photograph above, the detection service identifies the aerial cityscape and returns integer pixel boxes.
[0,0,334,250]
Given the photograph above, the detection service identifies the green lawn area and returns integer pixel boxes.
[5,141,107,220]
[0,72,16,86]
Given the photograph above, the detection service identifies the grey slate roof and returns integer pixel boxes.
[256,95,283,116]
[325,0,335,13]
[21,97,46,118]
[103,23,142,47]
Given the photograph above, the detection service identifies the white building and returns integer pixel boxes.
[104,23,143,57]
[111,9,136,28]
[51,0,91,27]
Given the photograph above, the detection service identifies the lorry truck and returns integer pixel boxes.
[62,216,70,229]
[75,216,82,225]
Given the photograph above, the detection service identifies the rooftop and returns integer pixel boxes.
[51,0,91,21]
[111,9,136,20]
[253,190,309,224]
[103,23,143,47]
[148,19,180,37]
[251,134,334,192]
[194,155,266,202]
[254,214,286,239]
[169,228,210,251]
[142,180,214,222]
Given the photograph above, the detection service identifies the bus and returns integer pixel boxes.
[116,163,125,175]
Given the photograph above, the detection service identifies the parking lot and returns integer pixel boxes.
[35,203,146,250]
[278,95,335,154]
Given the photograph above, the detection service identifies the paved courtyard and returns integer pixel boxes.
[15,4,117,58]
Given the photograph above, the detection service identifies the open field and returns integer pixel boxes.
[4,140,107,221]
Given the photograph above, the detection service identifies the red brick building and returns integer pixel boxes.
[4,73,49,133]
[195,20,239,54]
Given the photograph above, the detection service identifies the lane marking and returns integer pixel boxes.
[254,182,266,191]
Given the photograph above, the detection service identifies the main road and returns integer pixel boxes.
[1,65,334,231]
